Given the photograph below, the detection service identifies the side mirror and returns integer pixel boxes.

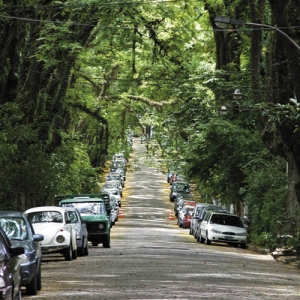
[33,234,44,242]
[66,219,71,224]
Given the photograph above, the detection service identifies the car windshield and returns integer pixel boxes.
[61,202,105,215]
[27,211,63,224]
[210,214,244,227]
[0,217,28,240]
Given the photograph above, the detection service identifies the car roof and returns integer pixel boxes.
[25,206,67,214]
[0,211,25,218]
[59,197,105,203]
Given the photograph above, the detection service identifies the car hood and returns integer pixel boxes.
[81,214,108,222]
[32,223,66,244]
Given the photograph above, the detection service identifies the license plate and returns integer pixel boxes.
[224,236,234,240]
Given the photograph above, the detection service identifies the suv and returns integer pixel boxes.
[57,194,111,248]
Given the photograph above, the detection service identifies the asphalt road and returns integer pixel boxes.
[25,138,300,299]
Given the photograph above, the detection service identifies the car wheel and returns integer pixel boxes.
[72,244,78,259]
[240,243,247,249]
[103,233,110,248]
[64,243,73,261]
[78,238,85,256]
[205,231,211,245]
[14,289,22,300]
[199,234,205,243]
[189,228,192,235]
[37,264,42,290]
[84,242,89,256]
[26,271,37,295]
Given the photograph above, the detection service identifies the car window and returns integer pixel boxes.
[204,213,211,222]
[0,217,28,240]
[67,211,79,223]
[27,211,63,223]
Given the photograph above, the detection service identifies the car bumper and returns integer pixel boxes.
[41,244,69,253]
[208,233,247,244]
[21,260,38,285]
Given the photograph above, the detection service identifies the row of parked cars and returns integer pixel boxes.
[0,152,128,299]
[168,173,248,249]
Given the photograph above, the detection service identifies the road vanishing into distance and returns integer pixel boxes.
[24,138,300,300]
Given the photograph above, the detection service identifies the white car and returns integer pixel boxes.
[102,181,123,197]
[103,188,122,207]
[25,206,78,260]
[199,212,247,248]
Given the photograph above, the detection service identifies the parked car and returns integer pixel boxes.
[189,203,220,237]
[109,198,119,226]
[177,206,195,228]
[101,181,123,197]
[25,206,78,261]
[199,212,247,248]
[0,211,44,295]
[110,167,126,182]
[58,194,111,248]
[106,173,125,187]
[175,199,196,217]
[169,181,190,202]
[174,194,194,214]
[63,207,89,256]
[102,188,122,207]
[0,225,24,300]
[194,206,229,241]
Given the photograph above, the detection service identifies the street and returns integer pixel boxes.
[27,138,300,300]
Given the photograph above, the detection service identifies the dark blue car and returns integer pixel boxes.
[0,211,44,295]
[0,225,24,300]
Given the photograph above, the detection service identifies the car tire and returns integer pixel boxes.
[26,271,38,295]
[78,238,85,256]
[199,234,205,243]
[240,243,247,249]
[205,232,211,245]
[103,233,110,248]
[37,264,42,290]
[64,243,73,261]
[189,228,192,235]
[14,289,22,300]
[72,245,78,259]
[84,242,89,256]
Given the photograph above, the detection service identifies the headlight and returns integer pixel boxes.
[56,235,65,243]
[237,231,247,236]
[19,253,29,264]
[75,229,80,239]
[0,277,5,288]
[99,224,104,229]
[211,229,222,234]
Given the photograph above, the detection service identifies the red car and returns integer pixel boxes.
[177,205,196,228]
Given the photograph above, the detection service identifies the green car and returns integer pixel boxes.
[57,194,111,248]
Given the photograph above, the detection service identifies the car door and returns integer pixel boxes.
[200,212,211,239]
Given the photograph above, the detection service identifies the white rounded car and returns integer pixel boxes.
[25,206,77,261]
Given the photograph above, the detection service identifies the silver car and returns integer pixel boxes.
[64,207,89,256]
